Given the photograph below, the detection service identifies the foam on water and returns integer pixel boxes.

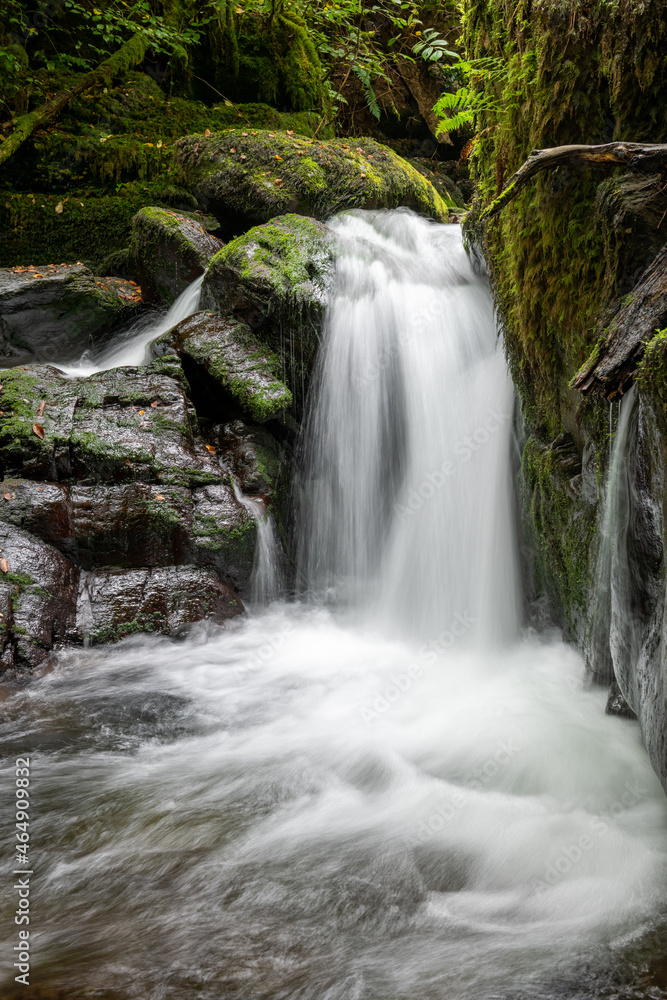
[1,211,665,1000]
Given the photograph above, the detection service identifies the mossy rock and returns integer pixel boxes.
[130,206,223,304]
[0,263,141,366]
[165,311,292,423]
[175,130,450,236]
[201,214,335,410]
[0,182,199,272]
[0,362,218,487]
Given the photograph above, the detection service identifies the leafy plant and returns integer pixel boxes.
[433,56,506,137]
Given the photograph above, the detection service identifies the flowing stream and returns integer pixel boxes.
[56,274,204,377]
[1,211,667,999]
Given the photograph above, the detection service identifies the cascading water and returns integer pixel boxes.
[56,274,204,377]
[233,481,285,606]
[1,211,666,1000]
[298,210,519,642]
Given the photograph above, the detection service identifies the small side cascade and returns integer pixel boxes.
[58,274,205,377]
[585,388,639,698]
[233,481,284,606]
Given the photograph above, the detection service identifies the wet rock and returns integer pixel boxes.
[218,420,282,499]
[0,263,142,366]
[0,362,221,486]
[130,206,223,305]
[0,521,79,673]
[166,311,292,423]
[201,214,334,408]
[605,679,637,719]
[190,483,256,591]
[69,480,255,591]
[0,478,75,560]
[175,129,449,237]
[79,565,243,644]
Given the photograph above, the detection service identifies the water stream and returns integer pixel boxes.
[56,274,204,377]
[1,211,666,999]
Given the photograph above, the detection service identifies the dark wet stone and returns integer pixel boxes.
[0,263,141,366]
[0,521,79,673]
[79,564,243,643]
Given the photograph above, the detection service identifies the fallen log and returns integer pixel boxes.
[572,246,667,399]
[0,34,147,169]
[484,142,667,219]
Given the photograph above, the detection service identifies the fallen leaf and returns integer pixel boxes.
[242,131,248,136]
[361,173,367,178]
[0,557,9,573]
[150,401,158,408]
[155,493,165,501]
[124,459,132,466]
[275,155,282,161]
[2,493,10,501]
[286,130,294,135]
[32,424,45,439]
[205,444,216,453]
[204,128,211,136]
[55,202,64,214]
[37,400,45,417]
[139,410,144,415]
[230,147,237,153]
[240,154,246,160]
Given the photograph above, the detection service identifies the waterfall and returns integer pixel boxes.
[58,274,204,377]
[298,210,520,643]
[586,388,637,687]
[3,211,666,1000]
[233,481,284,606]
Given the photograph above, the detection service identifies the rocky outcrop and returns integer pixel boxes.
[165,312,292,422]
[0,263,141,366]
[201,214,335,409]
[0,356,290,674]
[175,129,450,237]
[130,206,223,304]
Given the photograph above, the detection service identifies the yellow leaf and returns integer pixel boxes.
[55,202,64,214]
[0,556,9,573]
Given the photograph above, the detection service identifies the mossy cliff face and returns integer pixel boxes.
[465,0,667,783]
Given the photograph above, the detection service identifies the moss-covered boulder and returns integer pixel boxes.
[0,362,218,486]
[165,312,292,422]
[201,214,335,409]
[130,206,223,304]
[0,263,141,366]
[175,130,450,236]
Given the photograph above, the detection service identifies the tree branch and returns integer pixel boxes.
[0,34,148,170]
[572,246,667,399]
[483,141,667,219]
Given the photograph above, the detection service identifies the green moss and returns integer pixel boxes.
[176,130,450,227]
[89,610,166,645]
